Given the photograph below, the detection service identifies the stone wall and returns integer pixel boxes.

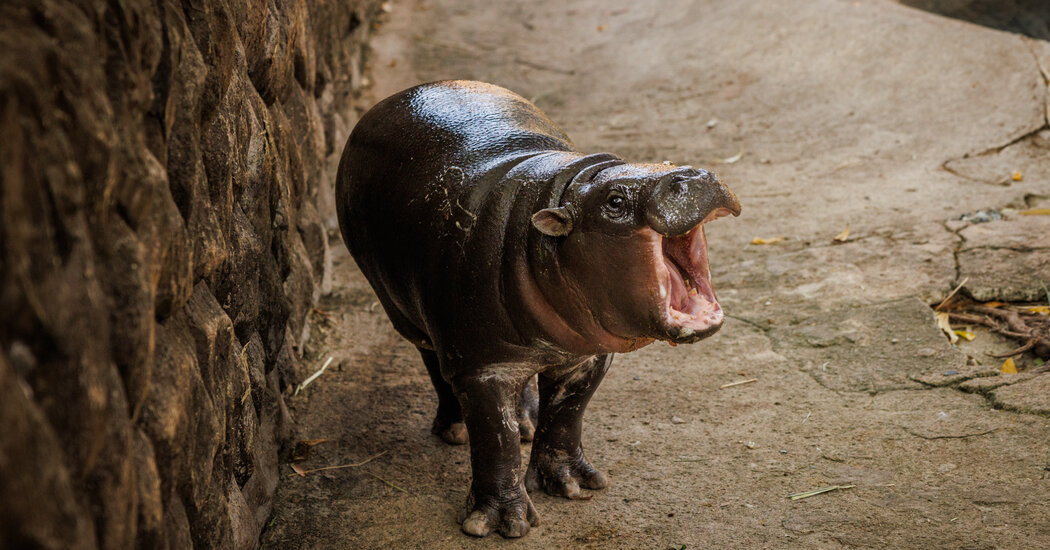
[0,1,380,548]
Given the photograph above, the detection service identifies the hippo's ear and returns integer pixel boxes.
[531,207,573,237]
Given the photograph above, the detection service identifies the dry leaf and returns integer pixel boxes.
[1011,171,1023,181]
[936,312,958,344]
[1019,208,1050,216]
[982,301,1006,308]
[300,438,328,446]
[1001,357,1017,374]
[833,224,850,243]
[1026,305,1050,315]
[291,463,306,477]
[750,236,785,245]
[953,329,975,341]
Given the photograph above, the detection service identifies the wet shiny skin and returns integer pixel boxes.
[336,80,740,538]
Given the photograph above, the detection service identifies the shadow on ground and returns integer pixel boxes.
[901,0,1050,40]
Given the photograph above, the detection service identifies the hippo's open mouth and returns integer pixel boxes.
[652,211,733,342]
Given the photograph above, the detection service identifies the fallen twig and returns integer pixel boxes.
[946,312,997,328]
[934,277,970,311]
[287,450,388,477]
[972,306,1030,334]
[720,378,758,389]
[368,471,408,493]
[294,356,334,396]
[902,427,999,440]
[986,339,1037,358]
[949,305,1050,360]
[788,484,856,500]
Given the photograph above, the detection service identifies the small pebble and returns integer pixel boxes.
[780,449,788,454]
[671,416,686,424]
[943,370,959,376]
[746,441,756,449]
[957,209,1002,224]
[633,376,641,381]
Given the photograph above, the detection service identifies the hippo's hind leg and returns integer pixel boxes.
[418,348,468,445]
[517,375,539,442]
[373,293,467,446]
[525,354,611,499]
[453,367,539,538]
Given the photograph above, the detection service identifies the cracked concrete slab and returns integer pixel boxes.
[1035,37,1050,119]
[959,371,1040,393]
[960,214,1050,249]
[944,128,1050,185]
[262,0,1050,548]
[957,215,1050,301]
[992,373,1050,416]
[772,298,967,393]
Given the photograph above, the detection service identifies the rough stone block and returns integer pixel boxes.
[0,0,383,547]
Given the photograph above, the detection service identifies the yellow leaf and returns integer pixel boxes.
[982,301,1006,308]
[1026,305,1049,315]
[953,330,975,341]
[291,463,306,477]
[1019,208,1050,216]
[751,236,785,245]
[833,224,850,243]
[1011,171,1023,181]
[1001,357,1017,374]
[936,312,958,344]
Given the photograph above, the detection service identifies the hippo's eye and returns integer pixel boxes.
[607,194,625,210]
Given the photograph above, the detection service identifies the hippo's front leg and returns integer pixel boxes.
[453,368,540,538]
[525,355,611,498]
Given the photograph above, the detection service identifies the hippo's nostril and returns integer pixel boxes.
[670,178,689,194]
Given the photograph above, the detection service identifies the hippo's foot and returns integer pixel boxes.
[459,484,539,538]
[517,375,539,442]
[525,446,607,499]
[431,415,468,445]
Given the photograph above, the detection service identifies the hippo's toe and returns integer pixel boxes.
[526,446,607,499]
[432,417,469,445]
[459,485,539,538]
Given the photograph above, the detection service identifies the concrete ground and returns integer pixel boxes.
[261,0,1050,548]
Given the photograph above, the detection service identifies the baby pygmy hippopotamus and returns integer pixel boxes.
[335,80,740,538]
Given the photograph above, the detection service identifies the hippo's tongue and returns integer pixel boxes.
[661,225,722,329]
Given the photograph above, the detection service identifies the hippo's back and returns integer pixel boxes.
[345,81,573,177]
[335,81,577,340]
